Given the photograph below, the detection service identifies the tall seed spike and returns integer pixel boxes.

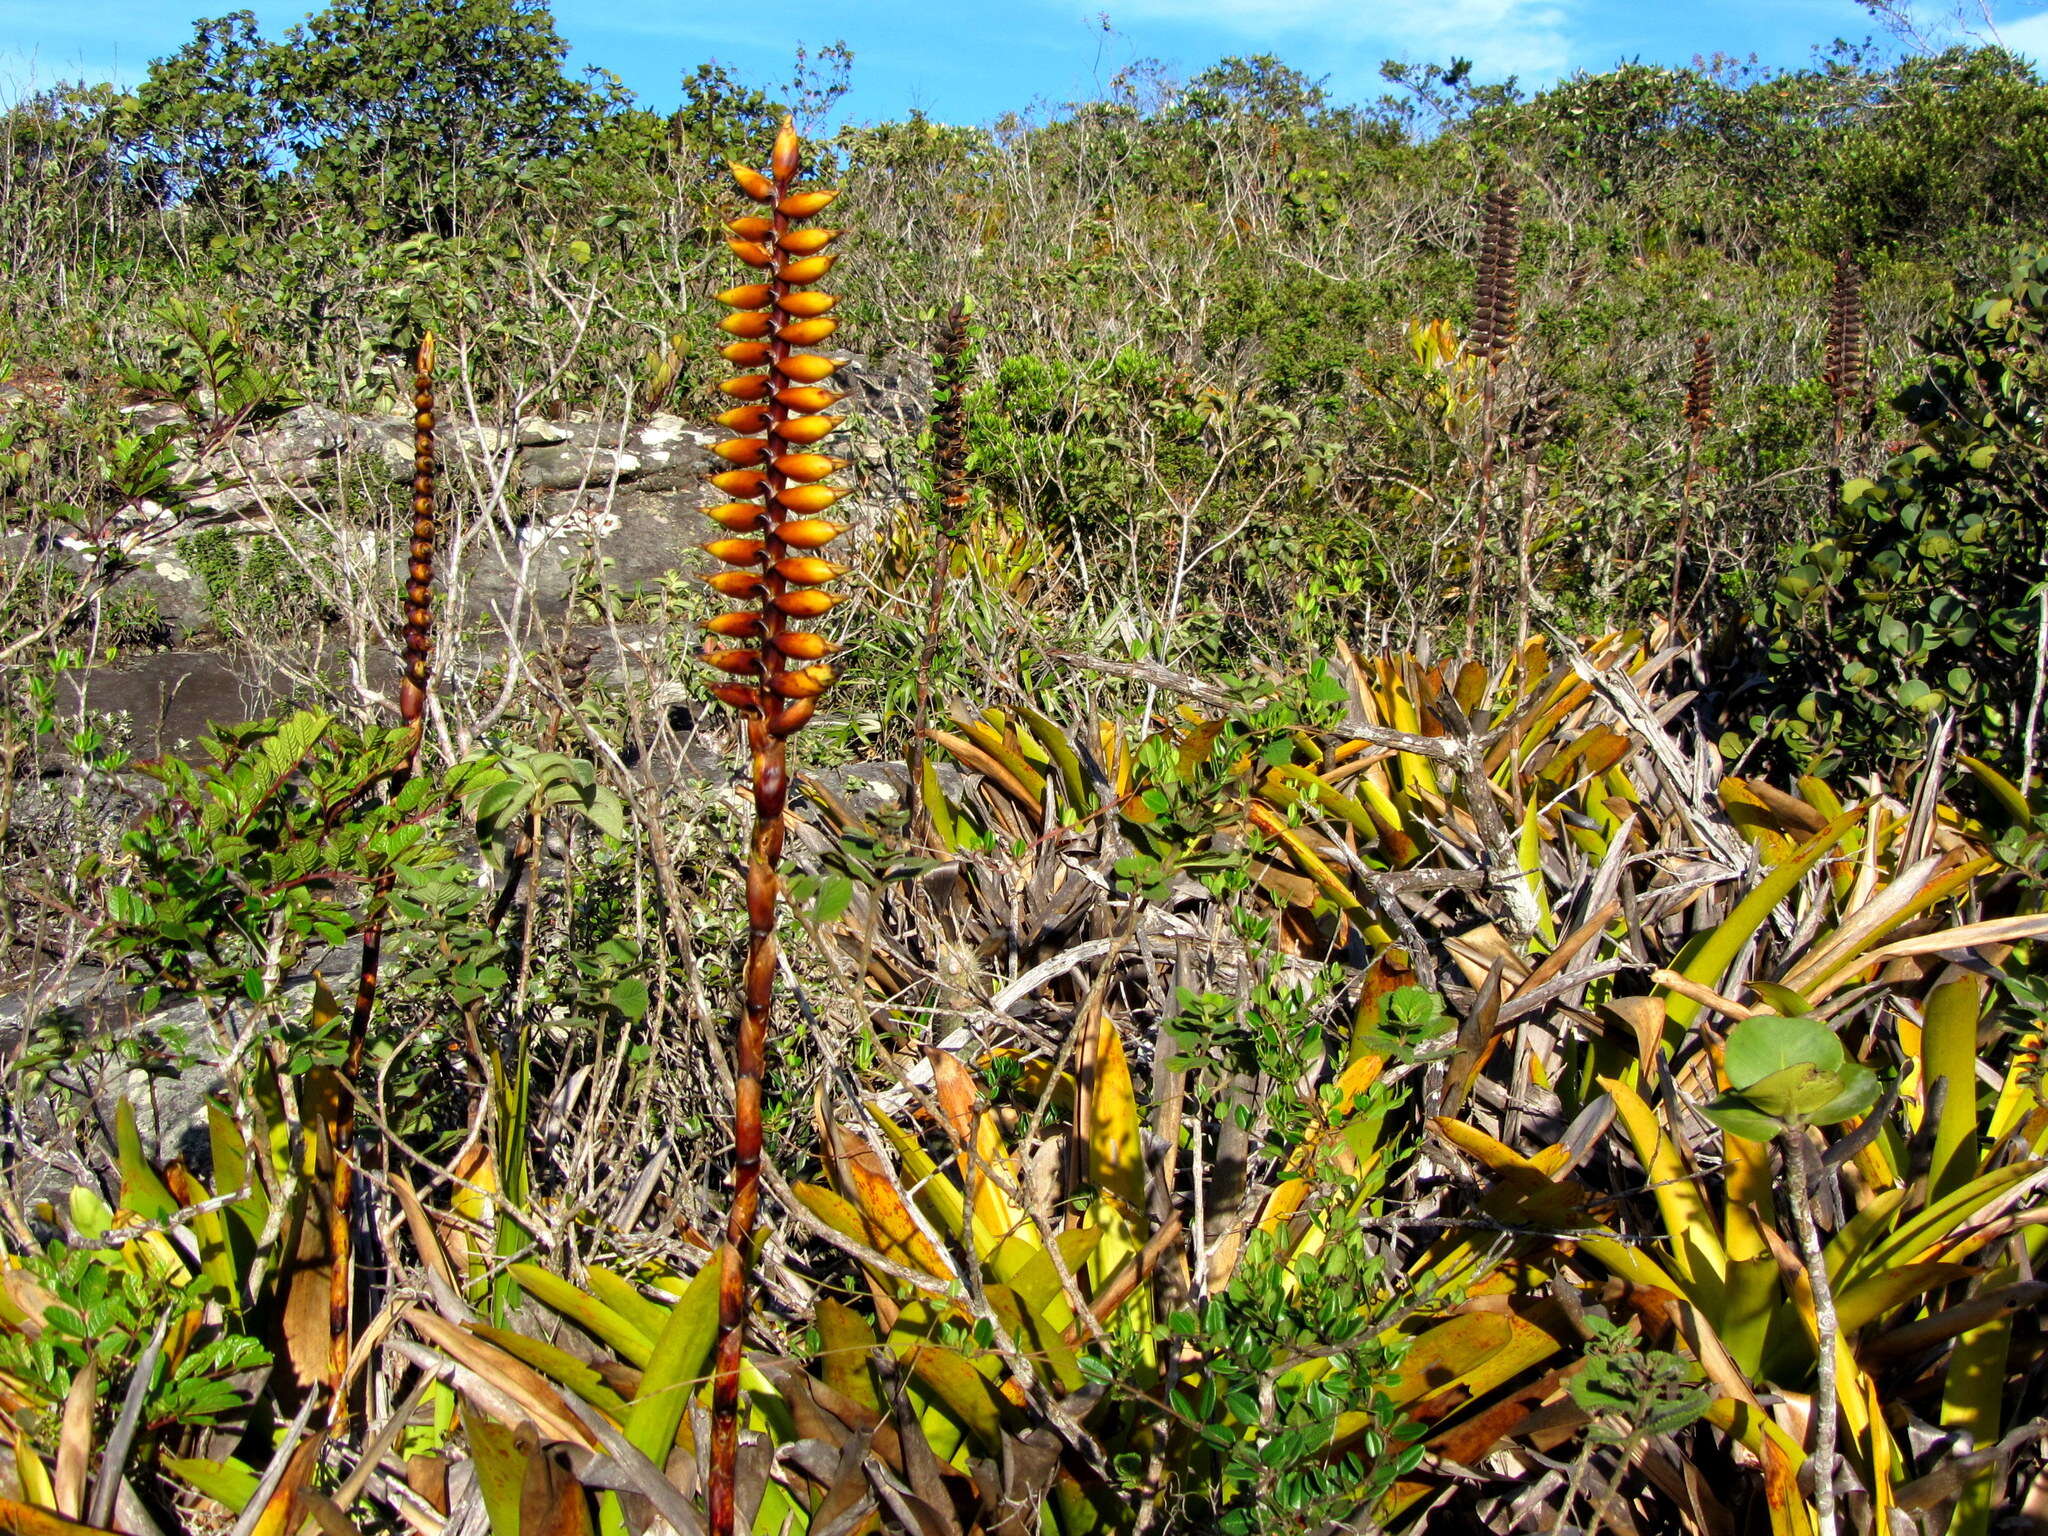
[1469,183,1522,364]
[338,326,442,1406]
[1825,248,1869,412]
[1684,334,1717,433]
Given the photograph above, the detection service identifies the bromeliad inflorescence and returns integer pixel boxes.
[697,116,850,1536]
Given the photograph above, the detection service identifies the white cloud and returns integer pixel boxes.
[1106,0,1577,86]
[1997,7,2048,60]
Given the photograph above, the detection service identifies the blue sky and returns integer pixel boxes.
[4,0,2048,122]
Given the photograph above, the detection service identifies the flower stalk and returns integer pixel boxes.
[1671,331,1715,624]
[1467,182,1521,641]
[336,330,439,1413]
[910,304,970,845]
[701,119,849,1536]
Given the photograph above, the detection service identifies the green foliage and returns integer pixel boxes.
[133,0,624,232]
[0,1243,271,1457]
[1166,1225,1421,1534]
[1747,249,2048,773]
[121,300,298,436]
[182,528,331,639]
[1703,1013,1881,1140]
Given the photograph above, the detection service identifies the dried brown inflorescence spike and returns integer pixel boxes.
[933,305,970,537]
[1683,333,1716,435]
[1469,183,1523,365]
[700,117,850,1536]
[1824,249,1868,416]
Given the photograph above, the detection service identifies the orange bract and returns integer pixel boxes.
[778,228,840,256]
[772,631,837,661]
[775,385,844,412]
[773,414,842,445]
[778,188,839,218]
[776,318,839,347]
[703,538,767,565]
[776,354,842,384]
[709,469,767,497]
[711,439,770,466]
[774,483,846,514]
[716,405,772,434]
[776,292,838,320]
[775,453,846,483]
[773,589,845,617]
[774,557,846,585]
[776,254,837,285]
[778,518,846,548]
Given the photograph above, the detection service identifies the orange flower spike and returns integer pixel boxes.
[770,118,802,182]
[773,588,846,617]
[775,453,847,483]
[716,405,772,434]
[711,439,770,466]
[774,483,846,514]
[719,373,773,400]
[725,215,773,240]
[773,415,843,445]
[776,354,842,384]
[717,284,774,310]
[776,318,839,347]
[703,538,767,565]
[720,343,772,368]
[728,162,773,202]
[778,188,839,219]
[719,312,775,339]
[708,469,767,497]
[777,228,840,257]
[776,292,838,320]
[707,503,767,531]
[727,239,775,267]
[777,518,847,548]
[774,556,847,585]
[772,631,837,661]
[776,254,837,285]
